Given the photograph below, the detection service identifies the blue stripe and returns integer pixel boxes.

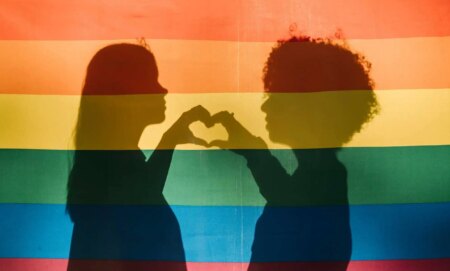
[0,203,449,261]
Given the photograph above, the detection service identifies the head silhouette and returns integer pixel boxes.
[262,36,379,148]
[75,43,167,149]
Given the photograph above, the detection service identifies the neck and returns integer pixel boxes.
[294,148,340,169]
[76,120,146,150]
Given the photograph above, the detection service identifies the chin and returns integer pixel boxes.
[268,127,292,145]
[265,122,276,138]
[155,113,165,123]
[267,130,280,143]
[144,110,165,124]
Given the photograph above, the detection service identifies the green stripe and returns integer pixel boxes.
[1,146,449,206]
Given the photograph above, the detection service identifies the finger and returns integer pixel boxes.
[189,105,210,117]
[189,136,209,147]
[210,111,236,128]
[184,105,213,126]
[211,111,252,136]
[208,139,231,149]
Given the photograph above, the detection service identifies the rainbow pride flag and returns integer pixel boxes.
[1,0,450,270]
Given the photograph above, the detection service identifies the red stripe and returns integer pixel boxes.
[1,258,450,271]
[1,0,449,41]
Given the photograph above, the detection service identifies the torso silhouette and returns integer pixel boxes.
[67,150,187,271]
[245,149,351,271]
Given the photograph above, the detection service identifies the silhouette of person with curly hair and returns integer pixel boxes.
[210,36,379,271]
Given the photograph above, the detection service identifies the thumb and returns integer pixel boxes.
[208,139,230,149]
[188,135,209,147]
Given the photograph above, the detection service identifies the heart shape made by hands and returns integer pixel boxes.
[189,120,228,146]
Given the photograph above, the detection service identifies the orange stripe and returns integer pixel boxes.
[1,0,449,41]
[0,37,449,95]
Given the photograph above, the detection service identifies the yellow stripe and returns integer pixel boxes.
[1,89,449,150]
[0,37,450,94]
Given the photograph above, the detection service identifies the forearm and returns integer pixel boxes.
[241,149,290,201]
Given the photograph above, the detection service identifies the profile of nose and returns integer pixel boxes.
[157,82,168,94]
[147,81,168,94]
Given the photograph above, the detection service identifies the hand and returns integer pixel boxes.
[161,105,212,148]
[208,111,267,151]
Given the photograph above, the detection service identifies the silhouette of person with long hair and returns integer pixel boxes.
[66,43,211,271]
[210,36,379,270]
